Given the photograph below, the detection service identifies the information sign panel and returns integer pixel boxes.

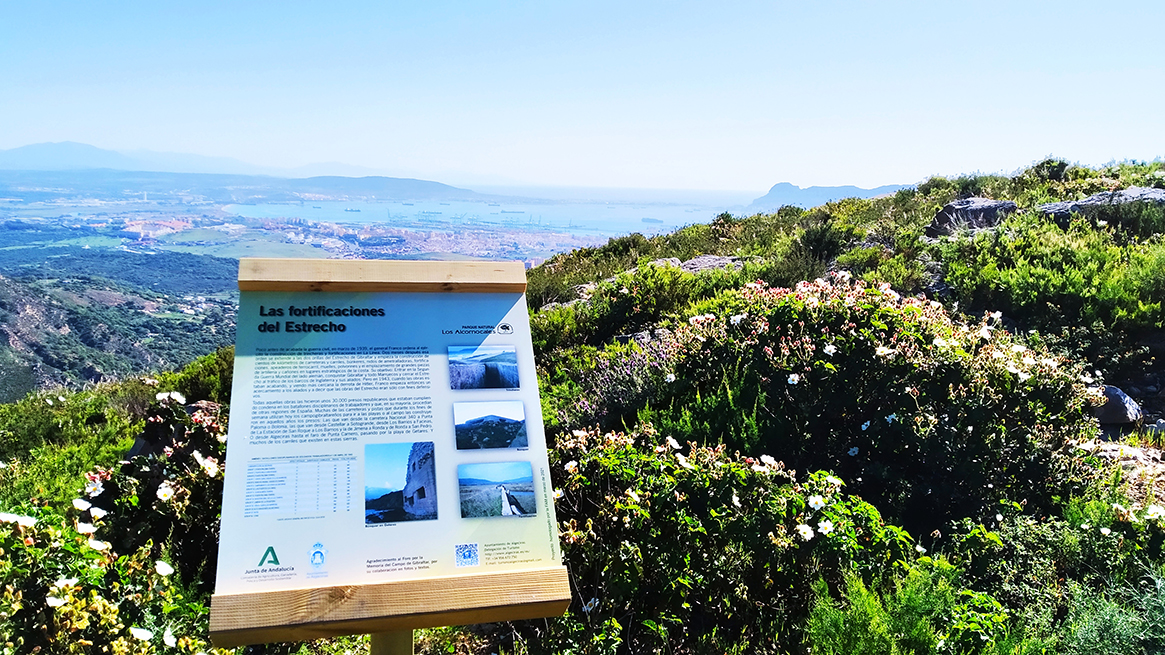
[209,259,570,647]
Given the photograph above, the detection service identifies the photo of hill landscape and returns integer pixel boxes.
[1,1,1164,654]
[454,401,528,450]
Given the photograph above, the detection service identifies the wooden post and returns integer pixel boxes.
[370,630,413,655]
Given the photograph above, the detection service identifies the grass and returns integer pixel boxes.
[459,481,536,518]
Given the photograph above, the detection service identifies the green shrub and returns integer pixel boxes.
[514,426,913,654]
[555,274,1099,534]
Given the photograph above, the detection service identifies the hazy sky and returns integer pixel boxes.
[3,1,1162,191]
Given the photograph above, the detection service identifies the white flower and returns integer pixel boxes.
[787,373,800,385]
[87,539,110,551]
[796,524,815,541]
[1080,374,1094,384]
[16,515,36,527]
[193,450,220,477]
[564,461,578,474]
[89,507,107,520]
[732,493,741,508]
[1018,371,1031,382]
[823,344,838,356]
[0,512,17,523]
[57,395,66,403]
[76,522,96,535]
[1145,505,1165,520]
[990,311,1002,321]
[916,545,927,554]
[163,628,177,647]
[1022,356,1036,366]
[836,271,852,282]
[730,313,746,325]
[933,337,948,348]
[72,498,91,511]
[1100,527,1111,536]
[667,436,681,450]
[85,480,104,497]
[626,489,640,503]
[826,475,843,487]
[54,577,78,588]
[130,627,153,641]
[848,447,859,456]
[155,560,175,576]
[1011,344,1026,353]
[760,454,777,467]
[676,453,695,470]
[808,495,825,511]
[665,373,676,383]
[817,520,834,535]
[861,421,870,431]
[1097,220,1108,227]
[553,488,564,500]
[875,346,896,357]
[45,398,53,406]
[156,482,175,502]
[155,391,186,404]
[46,596,66,607]
[978,326,993,340]
[1081,523,1090,530]
[1041,357,1057,368]
[995,513,1003,522]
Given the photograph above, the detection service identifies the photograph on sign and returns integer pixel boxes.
[364,442,438,524]
[458,462,536,518]
[453,400,528,450]
[448,345,520,389]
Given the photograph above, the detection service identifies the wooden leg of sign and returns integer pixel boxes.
[369,630,413,655]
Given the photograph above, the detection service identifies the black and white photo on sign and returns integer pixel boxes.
[448,345,519,389]
[453,400,528,450]
[457,461,536,518]
[364,442,438,524]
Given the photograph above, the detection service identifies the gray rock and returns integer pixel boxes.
[1039,186,1165,219]
[680,255,741,273]
[645,257,683,270]
[1094,385,1144,425]
[925,198,1018,237]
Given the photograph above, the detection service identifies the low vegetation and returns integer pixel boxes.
[1,159,1164,653]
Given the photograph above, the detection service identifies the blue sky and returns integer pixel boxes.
[364,442,414,491]
[2,1,1162,190]
[458,462,533,484]
[454,401,525,424]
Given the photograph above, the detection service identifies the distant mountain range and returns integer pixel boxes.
[0,168,485,204]
[0,141,386,178]
[0,142,912,209]
[749,182,911,210]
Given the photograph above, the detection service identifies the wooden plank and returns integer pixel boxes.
[237,258,527,293]
[209,565,571,648]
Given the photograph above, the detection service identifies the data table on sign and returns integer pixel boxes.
[243,454,356,518]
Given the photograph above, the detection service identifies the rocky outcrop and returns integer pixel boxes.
[679,255,741,273]
[1095,385,1143,425]
[1039,186,1165,219]
[925,198,1018,237]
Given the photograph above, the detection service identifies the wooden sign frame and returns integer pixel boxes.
[209,258,571,648]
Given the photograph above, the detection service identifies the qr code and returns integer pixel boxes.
[455,543,479,567]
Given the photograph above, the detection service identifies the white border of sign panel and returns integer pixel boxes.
[209,259,570,647]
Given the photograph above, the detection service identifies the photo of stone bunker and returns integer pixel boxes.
[364,442,438,524]
[458,461,536,518]
[448,345,519,390]
[454,400,528,450]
